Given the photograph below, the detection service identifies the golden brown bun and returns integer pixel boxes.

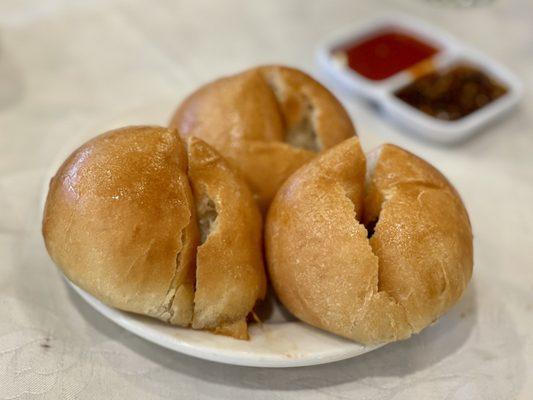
[186,137,266,332]
[170,65,356,209]
[265,137,473,345]
[42,126,198,325]
[43,126,266,338]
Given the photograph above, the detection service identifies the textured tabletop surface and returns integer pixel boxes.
[1,0,532,398]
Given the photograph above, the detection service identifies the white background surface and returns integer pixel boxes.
[0,0,532,398]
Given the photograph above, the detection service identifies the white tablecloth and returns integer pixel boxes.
[1,0,532,398]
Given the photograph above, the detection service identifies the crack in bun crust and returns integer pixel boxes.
[186,137,266,331]
[170,65,356,210]
[265,137,473,345]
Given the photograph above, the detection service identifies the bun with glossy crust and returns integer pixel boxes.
[265,137,473,345]
[42,126,266,339]
[170,65,356,209]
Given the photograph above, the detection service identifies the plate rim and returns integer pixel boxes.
[68,280,383,368]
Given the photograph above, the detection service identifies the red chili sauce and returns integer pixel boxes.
[341,30,438,81]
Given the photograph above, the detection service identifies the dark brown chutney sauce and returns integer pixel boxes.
[395,64,508,121]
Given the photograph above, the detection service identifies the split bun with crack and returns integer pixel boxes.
[42,126,266,339]
[170,65,356,209]
[265,137,473,345]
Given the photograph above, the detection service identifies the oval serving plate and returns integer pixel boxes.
[42,104,383,367]
[67,281,381,367]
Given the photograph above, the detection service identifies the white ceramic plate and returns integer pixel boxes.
[67,280,381,367]
[42,108,382,368]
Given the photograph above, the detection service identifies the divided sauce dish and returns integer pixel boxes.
[316,14,523,143]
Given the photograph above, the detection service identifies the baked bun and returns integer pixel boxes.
[43,126,266,339]
[170,65,355,209]
[265,137,473,345]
